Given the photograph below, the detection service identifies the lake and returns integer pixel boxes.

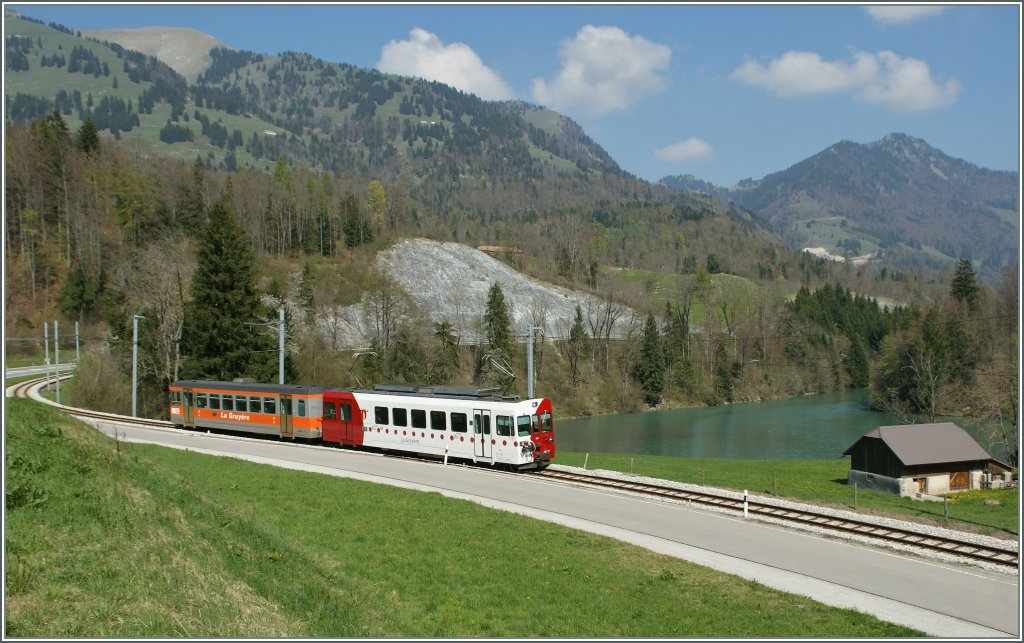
[555,389,902,460]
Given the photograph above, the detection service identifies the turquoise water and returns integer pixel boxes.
[556,390,900,460]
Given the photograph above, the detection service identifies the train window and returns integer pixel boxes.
[297,399,306,417]
[234,395,246,411]
[324,402,336,420]
[209,394,221,411]
[221,395,233,411]
[495,415,512,437]
[430,410,446,431]
[411,409,426,429]
[249,396,261,413]
[184,392,192,406]
[263,397,276,414]
[196,393,208,409]
[341,403,352,421]
[451,413,468,433]
[393,408,408,427]
[517,416,532,436]
[170,391,181,404]
[375,407,389,425]
[282,398,291,415]
[541,412,553,433]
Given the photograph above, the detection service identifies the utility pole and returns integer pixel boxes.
[278,306,285,385]
[44,322,51,390]
[132,315,145,417]
[526,325,542,398]
[54,320,60,403]
[75,320,80,363]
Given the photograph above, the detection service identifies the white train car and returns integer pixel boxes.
[323,384,555,470]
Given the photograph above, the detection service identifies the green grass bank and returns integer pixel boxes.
[555,451,1019,536]
[4,398,923,638]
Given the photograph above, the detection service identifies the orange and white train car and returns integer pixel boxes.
[169,379,327,439]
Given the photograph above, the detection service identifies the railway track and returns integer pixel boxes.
[12,375,1019,571]
[534,468,1020,571]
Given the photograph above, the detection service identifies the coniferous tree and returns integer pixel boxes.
[483,282,513,359]
[430,320,460,384]
[634,313,665,406]
[712,338,734,404]
[845,336,870,389]
[76,116,99,156]
[180,200,277,381]
[950,259,981,313]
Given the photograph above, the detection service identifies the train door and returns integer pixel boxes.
[323,391,362,447]
[182,388,195,428]
[280,395,293,438]
[474,409,492,459]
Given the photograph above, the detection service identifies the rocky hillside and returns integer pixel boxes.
[319,239,638,349]
[662,133,1019,281]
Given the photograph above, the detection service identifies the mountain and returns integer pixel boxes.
[79,26,227,82]
[661,134,1019,281]
[3,12,669,218]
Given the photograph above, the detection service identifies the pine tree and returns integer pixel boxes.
[180,200,277,381]
[634,313,665,406]
[483,282,513,359]
[845,336,870,389]
[76,116,100,156]
[950,259,981,313]
[430,320,460,384]
[712,338,734,404]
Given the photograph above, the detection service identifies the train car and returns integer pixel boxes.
[323,384,555,471]
[169,379,327,439]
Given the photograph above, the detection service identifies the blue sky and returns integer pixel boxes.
[6,3,1021,186]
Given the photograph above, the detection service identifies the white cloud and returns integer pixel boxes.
[654,138,713,162]
[731,50,960,111]
[865,6,945,25]
[856,51,961,111]
[532,25,671,118]
[377,28,514,101]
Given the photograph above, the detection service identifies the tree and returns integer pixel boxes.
[76,116,100,156]
[712,338,734,404]
[366,179,386,232]
[560,304,589,388]
[633,313,665,406]
[950,259,981,313]
[429,320,461,384]
[844,336,870,389]
[483,282,513,359]
[296,262,316,325]
[180,200,277,381]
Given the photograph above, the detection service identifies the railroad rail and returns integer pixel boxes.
[11,375,1018,571]
[534,468,1020,571]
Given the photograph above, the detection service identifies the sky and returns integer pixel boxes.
[5,2,1021,186]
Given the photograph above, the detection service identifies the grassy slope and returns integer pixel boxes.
[4,398,921,638]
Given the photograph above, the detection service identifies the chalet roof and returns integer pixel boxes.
[843,422,992,467]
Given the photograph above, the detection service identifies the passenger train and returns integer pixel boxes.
[169,379,555,470]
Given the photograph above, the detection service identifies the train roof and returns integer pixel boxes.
[171,379,328,395]
[349,383,524,402]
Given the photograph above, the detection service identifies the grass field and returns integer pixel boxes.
[555,451,1019,536]
[4,398,923,638]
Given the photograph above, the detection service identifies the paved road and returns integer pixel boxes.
[70,415,1023,638]
[5,364,76,378]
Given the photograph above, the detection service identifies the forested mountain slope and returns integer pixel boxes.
[662,134,1019,282]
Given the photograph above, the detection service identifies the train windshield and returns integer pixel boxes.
[541,411,553,433]
[517,415,532,436]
